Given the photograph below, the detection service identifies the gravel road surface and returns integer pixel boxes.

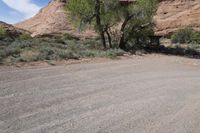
[1,55,200,133]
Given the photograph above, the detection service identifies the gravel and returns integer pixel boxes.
[0,55,200,133]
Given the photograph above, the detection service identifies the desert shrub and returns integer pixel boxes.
[5,46,21,56]
[19,50,39,62]
[171,28,193,44]
[61,33,80,40]
[49,42,68,49]
[171,28,200,44]
[192,31,200,44]
[103,50,118,59]
[95,49,126,59]
[56,50,70,59]
[57,49,80,59]
[0,49,6,62]
[105,49,126,58]
[10,40,35,48]
[18,33,32,40]
[38,46,56,60]
[54,38,66,44]
[0,26,6,39]
[66,40,81,51]
[80,50,97,57]
[37,44,80,60]
[0,35,128,64]
[83,39,102,49]
[0,40,10,46]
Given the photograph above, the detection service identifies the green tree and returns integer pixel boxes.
[66,0,119,49]
[117,0,157,50]
[66,0,157,50]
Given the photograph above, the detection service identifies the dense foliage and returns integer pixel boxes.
[117,0,157,50]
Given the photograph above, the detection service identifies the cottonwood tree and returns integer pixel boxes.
[66,0,119,49]
[66,0,157,50]
[117,0,157,50]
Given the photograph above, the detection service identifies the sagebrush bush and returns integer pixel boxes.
[192,31,200,44]
[83,39,102,49]
[0,49,6,62]
[0,26,6,39]
[11,40,34,48]
[19,50,39,62]
[18,33,32,40]
[0,40,10,46]
[58,50,80,59]
[104,49,126,59]
[5,46,21,56]
[171,28,200,44]
[0,35,127,64]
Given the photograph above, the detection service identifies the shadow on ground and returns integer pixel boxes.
[145,45,200,59]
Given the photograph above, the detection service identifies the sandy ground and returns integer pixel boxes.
[0,55,200,133]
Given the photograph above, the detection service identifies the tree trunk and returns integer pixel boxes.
[119,18,129,50]
[105,30,112,48]
[95,0,106,49]
[119,13,134,50]
[100,31,106,49]
[119,33,125,50]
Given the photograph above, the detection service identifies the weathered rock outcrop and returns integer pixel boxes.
[15,0,95,38]
[0,21,30,38]
[154,0,200,36]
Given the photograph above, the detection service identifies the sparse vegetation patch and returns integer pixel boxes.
[0,26,6,39]
[0,37,126,65]
[171,28,200,44]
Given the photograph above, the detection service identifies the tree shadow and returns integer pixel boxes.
[144,45,200,59]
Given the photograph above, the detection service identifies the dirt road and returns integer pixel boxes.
[1,55,200,133]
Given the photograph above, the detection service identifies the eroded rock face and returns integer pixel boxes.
[15,0,71,37]
[154,0,200,36]
[15,0,95,38]
[0,21,30,38]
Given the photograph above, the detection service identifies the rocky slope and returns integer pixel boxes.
[15,0,95,38]
[0,21,30,38]
[15,0,200,37]
[154,0,200,36]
